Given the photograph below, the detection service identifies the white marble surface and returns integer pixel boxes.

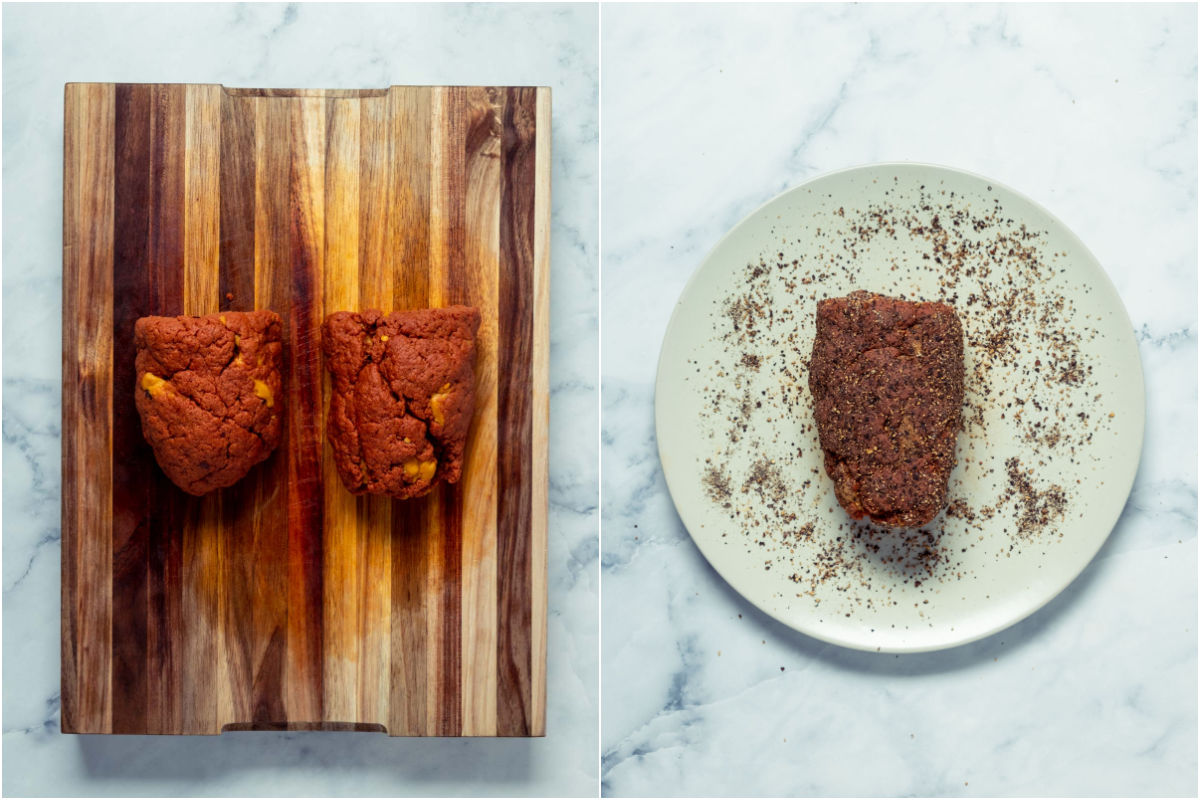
[601,4,1196,797]
[2,3,597,796]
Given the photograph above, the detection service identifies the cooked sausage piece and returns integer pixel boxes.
[323,306,480,500]
[134,310,283,495]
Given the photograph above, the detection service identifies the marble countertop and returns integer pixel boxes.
[601,4,1196,797]
[2,3,597,796]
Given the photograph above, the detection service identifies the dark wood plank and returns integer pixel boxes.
[147,84,185,306]
[219,90,256,312]
[285,97,325,723]
[109,82,153,735]
[144,83,187,735]
[496,86,538,736]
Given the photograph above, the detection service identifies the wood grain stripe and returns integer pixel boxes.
[321,97,361,723]
[180,83,222,734]
[497,86,537,736]
[251,96,290,724]
[109,82,153,735]
[217,91,257,725]
[286,96,326,724]
[61,82,115,734]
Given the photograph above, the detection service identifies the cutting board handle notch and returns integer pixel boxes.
[222,87,389,98]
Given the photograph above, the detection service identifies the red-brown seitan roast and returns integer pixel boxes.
[808,291,965,528]
[134,310,283,495]
[322,306,480,500]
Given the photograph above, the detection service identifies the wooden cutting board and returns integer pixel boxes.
[61,83,548,736]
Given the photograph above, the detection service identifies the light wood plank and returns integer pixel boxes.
[357,92,393,727]
[321,97,362,723]
[460,87,502,737]
[180,83,222,734]
[183,85,221,313]
[530,87,552,736]
[423,85,456,735]
[387,85,435,738]
[61,82,116,734]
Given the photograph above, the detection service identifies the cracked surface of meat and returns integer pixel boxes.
[808,291,965,528]
[134,310,283,495]
[323,306,480,500]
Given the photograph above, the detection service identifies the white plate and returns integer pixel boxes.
[655,163,1144,653]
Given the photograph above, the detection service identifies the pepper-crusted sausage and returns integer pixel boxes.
[808,291,965,528]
